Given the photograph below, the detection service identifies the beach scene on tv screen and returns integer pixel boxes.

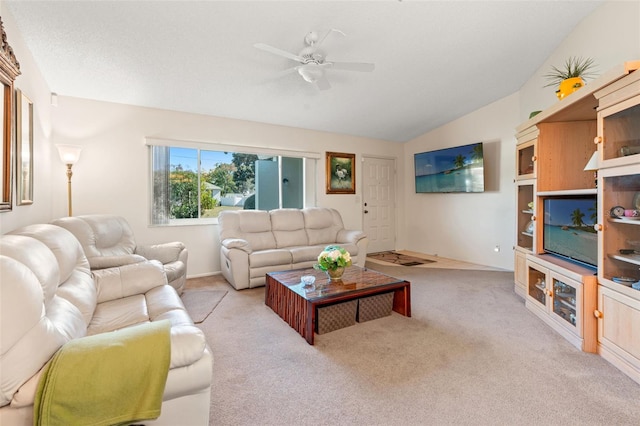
[414,143,484,193]
[544,198,598,266]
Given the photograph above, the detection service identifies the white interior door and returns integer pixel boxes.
[362,156,396,253]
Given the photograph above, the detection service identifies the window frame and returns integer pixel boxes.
[147,138,320,226]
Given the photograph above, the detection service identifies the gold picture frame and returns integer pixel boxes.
[16,89,33,205]
[326,151,355,194]
[0,18,21,212]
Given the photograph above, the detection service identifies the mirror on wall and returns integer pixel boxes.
[0,17,21,212]
[16,89,32,205]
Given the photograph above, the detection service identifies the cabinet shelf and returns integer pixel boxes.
[557,298,577,310]
[521,231,533,237]
[608,253,640,266]
[522,209,534,214]
[608,217,640,226]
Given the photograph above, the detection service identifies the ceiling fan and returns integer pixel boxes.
[254,29,375,90]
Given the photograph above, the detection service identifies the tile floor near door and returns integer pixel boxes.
[365,250,504,271]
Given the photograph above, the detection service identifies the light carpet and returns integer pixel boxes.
[189,266,640,426]
[181,288,227,324]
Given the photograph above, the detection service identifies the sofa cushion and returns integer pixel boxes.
[303,208,341,245]
[289,245,326,264]
[249,249,292,268]
[88,295,149,335]
[0,255,75,407]
[53,215,137,257]
[219,210,276,251]
[270,209,308,248]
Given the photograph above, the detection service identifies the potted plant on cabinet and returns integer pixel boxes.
[544,56,597,100]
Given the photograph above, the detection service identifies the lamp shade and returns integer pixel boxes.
[584,151,599,171]
[56,144,82,165]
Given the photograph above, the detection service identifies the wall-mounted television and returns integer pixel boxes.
[414,142,484,193]
[543,196,598,269]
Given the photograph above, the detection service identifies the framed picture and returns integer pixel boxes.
[0,19,21,212]
[326,151,355,194]
[16,89,33,205]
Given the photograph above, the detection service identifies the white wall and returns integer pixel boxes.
[400,0,640,271]
[401,94,519,270]
[49,97,398,276]
[519,0,640,122]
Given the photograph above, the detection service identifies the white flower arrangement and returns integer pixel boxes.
[313,245,352,271]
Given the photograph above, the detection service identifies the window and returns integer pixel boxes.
[150,145,317,225]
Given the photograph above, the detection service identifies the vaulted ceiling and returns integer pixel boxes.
[5,1,603,142]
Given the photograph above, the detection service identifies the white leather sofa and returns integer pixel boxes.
[0,224,212,425]
[218,207,368,290]
[52,215,188,294]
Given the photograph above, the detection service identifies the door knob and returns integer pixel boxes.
[364,210,369,214]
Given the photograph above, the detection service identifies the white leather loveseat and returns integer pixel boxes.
[0,224,212,425]
[218,207,368,290]
[52,215,188,294]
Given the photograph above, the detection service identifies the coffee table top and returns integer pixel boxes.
[266,265,407,302]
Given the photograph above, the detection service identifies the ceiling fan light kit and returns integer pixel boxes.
[254,30,375,90]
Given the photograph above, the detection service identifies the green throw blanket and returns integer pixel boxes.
[34,320,171,426]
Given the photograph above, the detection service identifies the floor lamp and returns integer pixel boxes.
[56,144,82,216]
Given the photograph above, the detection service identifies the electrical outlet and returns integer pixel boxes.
[494,245,500,252]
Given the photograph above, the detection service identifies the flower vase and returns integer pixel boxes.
[556,77,584,100]
[326,266,345,282]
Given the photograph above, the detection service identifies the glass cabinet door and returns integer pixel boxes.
[600,170,640,287]
[598,96,640,167]
[527,263,547,306]
[516,139,536,180]
[551,274,579,329]
[517,182,535,252]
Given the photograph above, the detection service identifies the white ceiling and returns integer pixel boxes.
[5,0,603,143]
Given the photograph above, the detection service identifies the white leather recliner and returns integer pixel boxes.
[52,215,188,294]
[0,223,212,425]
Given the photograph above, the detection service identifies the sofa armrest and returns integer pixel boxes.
[221,238,252,253]
[92,260,168,303]
[336,229,366,245]
[88,254,147,270]
[135,242,186,265]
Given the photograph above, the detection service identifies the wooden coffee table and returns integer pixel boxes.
[265,266,411,345]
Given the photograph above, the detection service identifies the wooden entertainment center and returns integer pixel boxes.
[514,61,640,385]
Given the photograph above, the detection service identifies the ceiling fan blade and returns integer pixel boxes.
[315,76,331,91]
[315,28,345,48]
[254,43,304,63]
[327,61,375,72]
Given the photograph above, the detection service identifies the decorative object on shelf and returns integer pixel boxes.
[620,146,640,156]
[527,201,534,210]
[56,144,83,217]
[543,56,597,100]
[610,205,625,218]
[525,220,534,234]
[314,245,352,281]
[529,110,541,119]
[633,192,640,210]
[612,276,637,286]
[326,151,355,194]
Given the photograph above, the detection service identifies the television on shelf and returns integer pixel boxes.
[543,196,598,269]
[414,142,484,193]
